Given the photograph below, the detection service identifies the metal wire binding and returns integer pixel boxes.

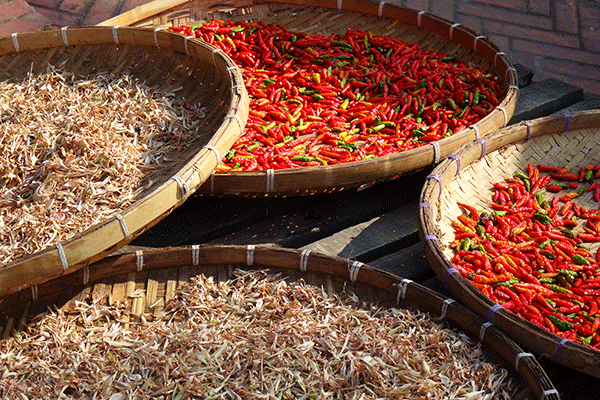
[436,298,455,320]
[153,27,162,47]
[56,243,68,270]
[192,244,200,266]
[266,169,275,192]
[417,11,425,27]
[396,278,412,303]
[112,25,120,44]
[170,175,190,197]
[83,265,90,285]
[378,1,386,17]
[115,213,130,239]
[479,321,492,342]
[515,352,534,372]
[247,244,255,266]
[61,27,69,47]
[225,113,245,133]
[349,260,363,282]
[202,144,221,165]
[449,23,460,41]
[31,285,38,301]
[473,35,485,51]
[136,250,144,271]
[300,249,311,272]
[11,33,19,52]
[431,141,440,164]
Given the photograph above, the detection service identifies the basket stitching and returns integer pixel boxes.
[202,144,222,166]
[475,137,486,159]
[524,120,532,140]
[266,169,274,192]
[170,175,190,197]
[443,266,457,288]
[446,154,461,175]
[479,321,492,342]
[449,23,460,41]
[246,244,255,266]
[494,51,506,67]
[61,27,69,47]
[396,278,412,303]
[556,337,569,364]
[378,1,385,17]
[471,124,480,138]
[497,106,508,126]
[225,113,245,134]
[473,35,485,51]
[436,298,455,320]
[486,303,502,324]
[417,11,425,27]
[300,249,311,272]
[11,33,19,52]
[431,141,440,164]
[112,26,120,44]
[56,243,68,270]
[542,389,559,398]
[426,173,442,196]
[192,244,200,266]
[514,352,534,373]
[136,250,144,271]
[348,260,362,282]
[115,213,130,239]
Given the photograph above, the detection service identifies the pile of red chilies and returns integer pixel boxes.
[451,163,600,348]
[170,20,505,171]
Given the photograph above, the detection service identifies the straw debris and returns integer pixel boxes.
[0,270,521,399]
[0,66,205,266]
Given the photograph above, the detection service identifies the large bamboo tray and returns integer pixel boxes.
[0,27,248,297]
[1,245,558,399]
[419,110,600,378]
[100,0,518,196]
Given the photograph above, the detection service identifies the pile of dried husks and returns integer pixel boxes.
[0,270,522,399]
[0,66,205,266]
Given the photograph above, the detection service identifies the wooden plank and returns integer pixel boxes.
[299,201,420,262]
[367,241,434,282]
[552,94,600,114]
[508,78,584,125]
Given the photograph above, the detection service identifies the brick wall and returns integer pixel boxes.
[394,0,600,96]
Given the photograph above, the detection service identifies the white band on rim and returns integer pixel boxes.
[378,1,385,17]
[227,65,239,73]
[153,27,162,47]
[479,321,492,342]
[246,244,255,266]
[417,11,425,27]
[233,83,245,91]
[225,113,245,134]
[31,285,38,301]
[437,298,455,320]
[505,67,517,82]
[337,0,342,10]
[192,244,200,266]
[349,260,363,282]
[396,278,412,303]
[203,144,222,164]
[83,265,90,285]
[115,213,130,239]
[300,249,311,272]
[184,35,193,55]
[542,389,559,398]
[56,243,68,270]
[431,141,440,164]
[266,168,274,192]
[61,27,69,47]
[509,85,519,91]
[449,23,460,41]
[136,250,144,271]
[212,48,225,67]
[497,106,508,126]
[473,35,485,51]
[494,51,506,66]
[112,25,120,44]
[515,352,534,372]
[472,124,480,138]
[11,33,19,52]
[170,175,190,197]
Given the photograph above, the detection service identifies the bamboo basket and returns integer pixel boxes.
[0,27,249,297]
[1,245,558,399]
[100,0,518,196]
[419,110,600,378]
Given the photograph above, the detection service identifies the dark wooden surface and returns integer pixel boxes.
[127,73,600,399]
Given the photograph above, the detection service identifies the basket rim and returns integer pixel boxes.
[0,26,249,298]
[419,109,600,378]
[112,0,518,196]
[4,244,558,400]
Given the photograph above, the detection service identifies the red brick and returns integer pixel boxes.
[35,6,81,26]
[474,0,526,11]
[405,0,430,12]
[0,0,34,24]
[528,0,550,15]
[430,0,453,21]
[59,0,88,15]
[508,51,537,69]
[555,1,578,34]
[483,20,580,48]
[82,0,121,25]
[580,3,600,52]
[486,33,509,53]
[542,58,600,83]
[0,13,50,35]
[456,13,483,34]
[536,70,600,97]
[457,3,552,30]
[26,0,61,8]
[512,39,600,65]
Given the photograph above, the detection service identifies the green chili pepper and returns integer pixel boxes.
[447,98,458,110]
[363,36,371,51]
[414,79,426,91]
[547,284,573,294]
[538,277,557,284]
[573,254,591,265]
[225,149,236,160]
[291,34,297,42]
[291,155,314,162]
[538,238,554,249]
[559,269,579,277]
[459,237,471,251]
[548,315,573,331]
[437,78,445,89]
[441,55,458,61]
[585,169,594,181]
[233,161,241,170]
[473,89,481,106]
[582,334,596,345]
[533,212,553,225]
[313,93,325,101]
[246,142,260,152]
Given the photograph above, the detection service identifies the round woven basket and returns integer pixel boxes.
[1,245,558,399]
[0,26,249,297]
[101,0,518,196]
[419,110,600,378]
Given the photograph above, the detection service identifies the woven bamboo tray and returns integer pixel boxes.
[100,0,518,196]
[419,110,600,378]
[1,245,558,399]
[0,27,248,297]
